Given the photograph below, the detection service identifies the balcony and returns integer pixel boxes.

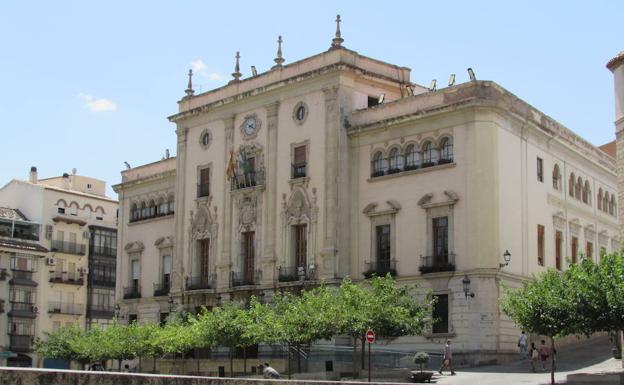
[186,275,216,291]
[419,253,456,274]
[49,271,84,285]
[90,277,115,288]
[48,302,83,315]
[90,246,117,258]
[231,270,261,287]
[363,260,397,279]
[231,170,265,191]
[278,266,315,282]
[87,304,115,319]
[9,270,37,287]
[0,268,7,280]
[123,286,141,300]
[291,163,307,179]
[9,334,33,352]
[197,183,210,198]
[8,302,37,318]
[51,240,86,255]
[153,282,170,297]
[370,156,454,178]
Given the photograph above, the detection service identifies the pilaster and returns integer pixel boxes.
[261,101,279,283]
[218,115,235,288]
[172,126,188,295]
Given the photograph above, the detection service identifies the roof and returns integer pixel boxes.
[0,238,48,253]
[607,51,624,71]
[599,140,616,158]
[0,207,28,221]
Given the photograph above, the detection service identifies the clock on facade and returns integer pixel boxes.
[243,117,257,135]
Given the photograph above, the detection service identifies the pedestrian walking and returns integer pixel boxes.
[517,331,528,359]
[438,339,456,375]
[261,362,280,379]
[538,339,550,371]
[529,342,539,372]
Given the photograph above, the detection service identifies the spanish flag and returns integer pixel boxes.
[226,148,235,180]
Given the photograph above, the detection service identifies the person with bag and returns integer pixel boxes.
[517,331,528,359]
[529,342,539,372]
[438,339,456,375]
[538,339,550,371]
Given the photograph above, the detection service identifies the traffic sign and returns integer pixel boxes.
[0,351,16,358]
[366,329,375,343]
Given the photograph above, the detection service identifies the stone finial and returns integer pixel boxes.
[273,35,285,68]
[330,14,344,49]
[231,51,242,83]
[184,69,194,97]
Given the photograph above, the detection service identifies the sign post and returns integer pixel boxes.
[366,329,375,382]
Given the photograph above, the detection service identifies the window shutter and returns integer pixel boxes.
[163,255,172,274]
[294,146,306,164]
[132,260,140,279]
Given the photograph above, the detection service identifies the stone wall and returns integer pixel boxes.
[0,367,401,385]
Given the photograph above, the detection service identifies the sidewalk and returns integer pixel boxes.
[433,336,622,385]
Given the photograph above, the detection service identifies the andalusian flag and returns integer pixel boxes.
[226,148,236,180]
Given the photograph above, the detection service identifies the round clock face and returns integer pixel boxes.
[243,118,257,135]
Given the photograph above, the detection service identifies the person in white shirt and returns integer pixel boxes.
[518,331,528,359]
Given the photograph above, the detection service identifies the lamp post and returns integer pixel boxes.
[500,250,512,268]
[168,293,175,314]
[462,275,475,299]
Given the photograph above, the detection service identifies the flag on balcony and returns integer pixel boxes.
[237,148,251,174]
[226,148,236,180]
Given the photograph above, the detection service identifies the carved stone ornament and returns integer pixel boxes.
[155,236,174,249]
[552,211,566,230]
[584,225,596,241]
[191,206,217,240]
[124,241,144,253]
[599,231,609,247]
[569,219,581,237]
[239,195,257,227]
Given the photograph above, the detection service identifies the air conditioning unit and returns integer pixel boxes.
[46,257,57,266]
[79,267,89,275]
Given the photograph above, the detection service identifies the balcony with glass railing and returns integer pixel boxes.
[51,240,86,255]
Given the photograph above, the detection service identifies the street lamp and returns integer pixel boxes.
[462,275,475,299]
[168,293,175,314]
[500,250,512,268]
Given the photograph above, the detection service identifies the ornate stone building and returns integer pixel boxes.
[115,19,619,365]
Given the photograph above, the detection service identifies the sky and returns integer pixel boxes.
[0,1,622,198]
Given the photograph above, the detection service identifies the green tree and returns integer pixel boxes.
[501,269,578,385]
[34,325,86,365]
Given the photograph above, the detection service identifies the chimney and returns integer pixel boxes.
[62,173,70,189]
[29,166,38,184]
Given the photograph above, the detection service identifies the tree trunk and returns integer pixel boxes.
[287,343,292,379]
[361,335,366,370]
[118,359,122,372]
[138,356,142,372]
[550,337,556,385]
[153,357,157,373]
[243,347,247,375]
[197,357,200,375]
[620,330,623,368]
[229,347,234,377]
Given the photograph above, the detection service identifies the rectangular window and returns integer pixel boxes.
[571,236,578,264]
[57,207,65,214]
[376,225,391,263]
[131,259,140,291]
[586,242,593,261]
[199,239,210,281]
[293,145,307,178]
[537,157,543,182]
[555,230,562,270]
[242,231,255,283]
[537,224,545,266]
[432,294,449,334]
[293,224,307,267]
[198,168,210,197]
[162,255,172,287]
[432,217,449,259]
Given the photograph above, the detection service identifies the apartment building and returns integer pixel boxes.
[0,168,118,367]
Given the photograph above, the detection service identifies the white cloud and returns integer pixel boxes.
[79,93,117,112]
[191,59,222,82]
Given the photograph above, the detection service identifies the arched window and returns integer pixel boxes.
[371,151,386,177]
[582,181,590,204]
[168,195,175,214]
[404,144,420,170]
[610,195,616,216]
[388,148,403,173]
[158,198,168,216]
[148,200,156,218]
[140,202,148,218]
[422,141,437,167]
[603,192,610,213]
[552,164,561,191]
[575,177,582,200]
[598,189,603,211]
[439,137,453,163]
[131,203,138,221]
[569,173,575,197]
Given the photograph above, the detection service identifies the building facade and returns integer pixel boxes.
[0,168,118,367]
[115,26,619,365]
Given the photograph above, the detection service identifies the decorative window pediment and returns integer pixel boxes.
[124,241,144,253]
[552,211,566,230]
[418,191,459,209]
[569,219,581,237]
[363,200,401,217]
[584,224,596,241]
[155,236,174,249]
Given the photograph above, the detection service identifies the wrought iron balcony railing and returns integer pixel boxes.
[9,335,33,352]
[9,302,37,318]
[123,286,141,299]
[90,246,117,257]
[230,170,265,191]
[49,271,84,285]
[363,259,397,278]
[278,266,315,282]
[153,282,170,297]
[419,253,456,274]
[197,183,210,198]
[51,240,86,255]
[186,274,216,291]
[231,270,261,287]
[48,302,83,315]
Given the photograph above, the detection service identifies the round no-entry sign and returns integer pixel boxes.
[366,329,375,343]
